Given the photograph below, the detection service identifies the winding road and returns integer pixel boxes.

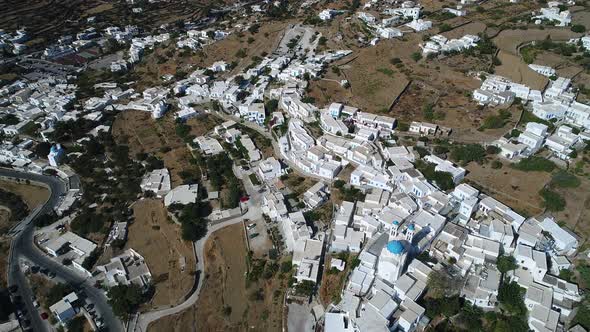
[134,159,264,332]
[1,168,123,332]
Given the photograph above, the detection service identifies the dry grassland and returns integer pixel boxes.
[149,222,286,332]
[465,161,550,216]
[129,199,196,309]
[0,180,49,209]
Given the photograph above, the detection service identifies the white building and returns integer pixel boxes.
[164,184,199,206]
[140,168,171,197]
[406,19,432,32]
[257,157,285,181]
[96,249,152,288]
[528,64,556,77]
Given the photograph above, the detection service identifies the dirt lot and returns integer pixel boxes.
[495,50,548,90]
[112,110,184,156]
[0,180,49,209]
[555,176,590,239]
[148,223,286,332]
[281,173,317,197]
[319,254,355,306]
[465,161,550,216]
[187,114,223,138]
[112,110,204,186]
[128,199,196,309]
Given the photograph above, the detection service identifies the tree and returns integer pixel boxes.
[497,281,526,315]
[411,52,422,62]
[571,25,586,33]
[457,302,484,330]
[181,219,208,242]
[280,261,292,274]
[427,270,454,298]
[451,144,486,164]
[67,316,85,332]
[107,284,148,319]
[295,280,315,296]
[248,23,260,34]
[34,142,52,158]
[496,255,517,274]
[265,99,279,114]
[539,188,566,211]
[439,23,452,33]
[512,156,556,172]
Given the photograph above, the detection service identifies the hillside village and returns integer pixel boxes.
[1,0,590,332]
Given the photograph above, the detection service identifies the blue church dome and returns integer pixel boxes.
[408,224,415,231]
[392,220,400,225]
[386,240,405,255]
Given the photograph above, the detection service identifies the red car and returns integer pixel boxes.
[40,312,48,320]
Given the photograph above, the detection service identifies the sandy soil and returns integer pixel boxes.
[148,223,286,332]
[465,161,550,216]
[128,199,196,309]
[0,180,49,209]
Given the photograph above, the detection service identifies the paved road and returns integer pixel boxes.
[135,159,264,332]
[1,168,124,332]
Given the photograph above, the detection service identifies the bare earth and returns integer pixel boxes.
[148,223,285,332]
[0,180,49,209]
[465,161,550,216]
[129,199,196,310]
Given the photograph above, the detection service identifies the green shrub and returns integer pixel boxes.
[551,171,580,188]
[539,188,566,211]
[512,156,556,172]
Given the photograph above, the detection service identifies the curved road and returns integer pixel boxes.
[135,163,264,332]
[1,168,123,332]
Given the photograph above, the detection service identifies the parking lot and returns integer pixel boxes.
[244,218,273,258]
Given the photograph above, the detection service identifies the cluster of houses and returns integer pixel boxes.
[48,247,151,328]
[473,73,590,160]
[495,122,589,161]
[0,28,29,55]
[420,34,480,56]
[532,1,572,26]
[322,174,581,332]
[350,1,432,45]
